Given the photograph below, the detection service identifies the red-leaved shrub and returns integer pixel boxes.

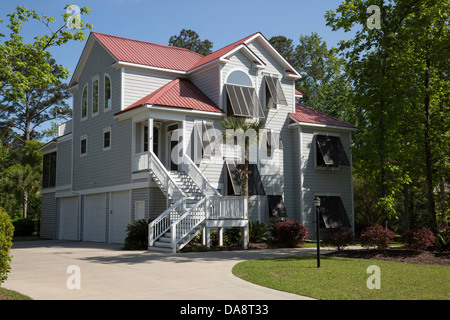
[273,220,308,247]
[360,225,395,250]
[402,228,435,251]
[322,228,353,251]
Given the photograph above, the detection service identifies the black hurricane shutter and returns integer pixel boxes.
[318,196,351,228]
[267,130,284,150]
[316,135,350,167]
[264,75,287,106]
[226,161,265,196]
[267,195,287,218]
[225,84,265,118]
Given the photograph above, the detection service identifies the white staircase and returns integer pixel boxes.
[149,171,205,253]
[147,152,221,253]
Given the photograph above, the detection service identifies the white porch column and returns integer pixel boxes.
[218,227,223,246]
[205,227,211,248]
[241,226,248,250]
[148,118,154,153]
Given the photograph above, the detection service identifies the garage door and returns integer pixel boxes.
[60,197,79,240]
[84,194,106,242]
[110,191,131,244]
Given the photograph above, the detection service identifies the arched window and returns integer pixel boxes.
[92,77,99,115]
[81,85,88,119]
[226,70,253,87]
[104,74,111,110]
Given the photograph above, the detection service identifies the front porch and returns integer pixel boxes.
[131,115,249,253]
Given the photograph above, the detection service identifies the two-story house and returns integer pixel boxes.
[38,31,356,252]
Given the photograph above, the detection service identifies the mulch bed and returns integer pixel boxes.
[327,247,450,266]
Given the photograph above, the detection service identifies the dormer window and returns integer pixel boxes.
[263,75,287,108]
[224,70,264,118]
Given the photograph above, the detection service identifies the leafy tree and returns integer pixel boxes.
[0,206,14,285]
[168,29,213,55]
[0,5,92,142]
[325,0,450,230]
[3,164,41,219]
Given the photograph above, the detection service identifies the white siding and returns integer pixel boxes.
[122,68,176,108]
[300,127,354,237]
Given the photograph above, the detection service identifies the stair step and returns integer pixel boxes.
[148,246,172,253]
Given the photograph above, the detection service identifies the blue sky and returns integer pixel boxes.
[1,0,355,133]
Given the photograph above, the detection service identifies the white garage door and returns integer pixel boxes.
[60,197,78,240]
[110,191,131,244]
[84,194,106,242]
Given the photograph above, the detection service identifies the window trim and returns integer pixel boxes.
[103,127,111,151]
[80,135,88,157]
[92,75,99,117]
[104,73,112,112]
[81,84,88,121]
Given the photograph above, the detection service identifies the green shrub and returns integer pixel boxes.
[272,220,308,247]
[322,228,353,251]
[0,207,14,285]
[435,225,450,251]
[123,219,148,250]
[249,220,271,243]
[223,227,241,246]
[12,218,35,237]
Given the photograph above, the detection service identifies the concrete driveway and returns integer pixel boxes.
[4,240,322,300]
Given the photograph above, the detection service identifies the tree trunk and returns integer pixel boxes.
[23,190,28,219]
[423,57,436,231]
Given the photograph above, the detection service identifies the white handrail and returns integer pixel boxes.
[149,151,186,199]
[171,197,207,251]
[149,198,185,246]
[180,154,221,196]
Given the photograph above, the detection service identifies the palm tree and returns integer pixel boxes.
[220,117,264,244]
[3,164,41,218]
[220,117,264,200]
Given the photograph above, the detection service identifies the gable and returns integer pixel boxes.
[69,33,118,88]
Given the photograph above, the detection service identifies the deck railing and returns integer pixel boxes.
[207,196,248,220]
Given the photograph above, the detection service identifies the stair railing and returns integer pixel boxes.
[179,154,221,197]
[170,197,207,252]
[149,197,186,247]
[149,151,186,200]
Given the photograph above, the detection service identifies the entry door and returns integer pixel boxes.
[110,191,131,244]
[166,123,179,171]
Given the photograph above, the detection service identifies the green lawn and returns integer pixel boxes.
[0,287,32,300]
[232,255,450,300]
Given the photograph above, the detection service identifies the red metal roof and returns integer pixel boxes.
[290,103,356,129]
[116,78,223,115]
[92,32,204,72]
[92,31,264,73]
[188,32,261,70]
